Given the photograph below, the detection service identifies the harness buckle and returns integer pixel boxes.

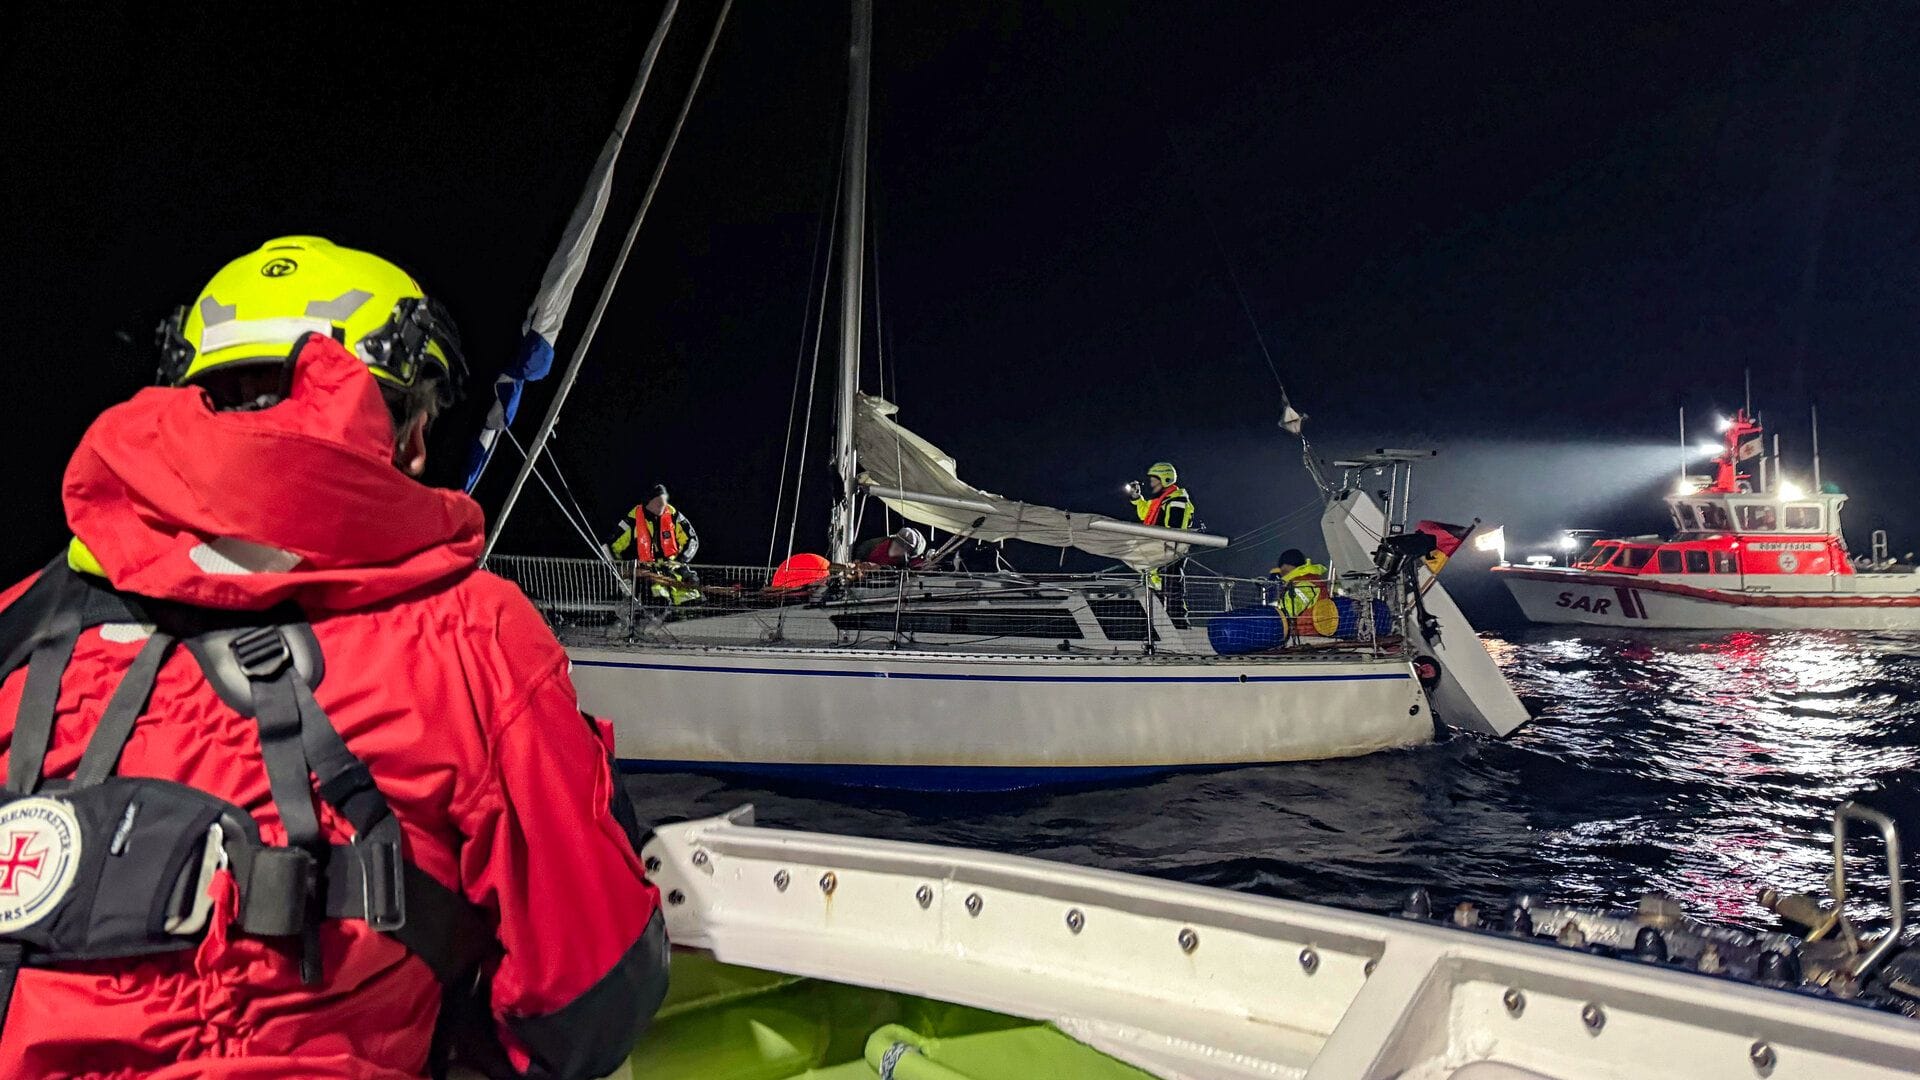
[231,627,292,680]
[359,837,407,933]
[165,821,227,937]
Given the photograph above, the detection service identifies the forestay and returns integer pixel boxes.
[854,395,1217,570]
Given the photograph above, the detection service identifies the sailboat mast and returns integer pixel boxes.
[829,0,873,565]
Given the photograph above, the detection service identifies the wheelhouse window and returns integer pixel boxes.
[1713,550,1736,573]
[1783,504,1822,531]
[1737,504,1778,531]
[1577,543,1615,569]
[1618,547,1654,570]
[1656,549,1683,573]
[1698,503,1732,531]
[1684,550,1710,574]
[1674,503,1701,531]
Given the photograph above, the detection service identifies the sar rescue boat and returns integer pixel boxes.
[1494,410,1920,630]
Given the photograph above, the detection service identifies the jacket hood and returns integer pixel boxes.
[64,335,485,611]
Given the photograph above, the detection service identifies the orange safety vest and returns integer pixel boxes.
[630,504,681,561]
[1142,484,1185,527]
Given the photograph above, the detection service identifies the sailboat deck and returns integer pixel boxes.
[494,556,1404,662]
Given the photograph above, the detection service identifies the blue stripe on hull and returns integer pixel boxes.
[577,658,1410,685]
[619,758,1208,792]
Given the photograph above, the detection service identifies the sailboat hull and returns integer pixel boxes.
[570,645,1431,790]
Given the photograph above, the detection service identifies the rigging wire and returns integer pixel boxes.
[484,0,735,562]
[466,0,682,496]
[1185,496,1324,571]
[1164,129,1297,412]
[540,429,614,548]
[868,182,905,538]
[783,171,843,566]
[1165,127,1333,498]
[503,427,598,554]
[501,427,638,601]
[767,153,845,568]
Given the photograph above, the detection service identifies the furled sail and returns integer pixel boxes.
[852,394,1225,570]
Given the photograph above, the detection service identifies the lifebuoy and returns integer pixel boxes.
[1413,655,1443,689]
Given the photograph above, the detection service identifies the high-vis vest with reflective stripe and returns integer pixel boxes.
[1135,485,1195,531]
[1274,562,1328,619]
[631,505,681,562]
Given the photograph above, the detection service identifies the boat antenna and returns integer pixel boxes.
[1678,405,1687,491]
[1811,403,1822,490]
[484,1,734,562]
[1744,367,1753,416]
[828,0,873,565]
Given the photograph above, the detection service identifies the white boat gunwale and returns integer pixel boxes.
[646,808,1920,1079]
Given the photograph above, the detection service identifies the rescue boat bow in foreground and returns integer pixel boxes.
[625,801,1920,1079]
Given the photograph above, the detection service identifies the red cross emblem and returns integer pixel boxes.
[0,833,46,896]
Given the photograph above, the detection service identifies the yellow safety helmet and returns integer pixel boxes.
[157,236,466,407]
[1146,461,1178,485]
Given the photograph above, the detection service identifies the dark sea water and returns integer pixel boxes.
[623,629,1920,933]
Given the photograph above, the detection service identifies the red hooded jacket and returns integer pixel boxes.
[0,337,662,1078]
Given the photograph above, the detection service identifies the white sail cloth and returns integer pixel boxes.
[853,394,1211,570]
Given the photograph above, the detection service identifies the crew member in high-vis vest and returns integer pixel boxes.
[1267,546,1331,639]
[0,237,664,1079]
[1125,461,1197,626]
[607,485,701,604]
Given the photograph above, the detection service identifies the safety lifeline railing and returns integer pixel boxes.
[489,556,1404,657]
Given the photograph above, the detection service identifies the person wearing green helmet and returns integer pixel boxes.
[0,237,666,1078]
[1124,461,1198,626]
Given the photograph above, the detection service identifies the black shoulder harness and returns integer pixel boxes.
[0,557,494,1032]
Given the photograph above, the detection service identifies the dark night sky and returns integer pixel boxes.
[5,3,1917,617]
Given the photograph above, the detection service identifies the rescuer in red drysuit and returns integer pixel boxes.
[0,237,664,1079]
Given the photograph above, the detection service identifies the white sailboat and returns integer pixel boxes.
[486,0,1528,789]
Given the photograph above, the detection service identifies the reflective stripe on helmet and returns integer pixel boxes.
[200,316,336,355]
[170,237,466,406]
[303,289,374,322]
[198,296,237,327]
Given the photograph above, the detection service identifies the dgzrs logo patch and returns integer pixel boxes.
[260,257,298,278]
[0,797,82,934]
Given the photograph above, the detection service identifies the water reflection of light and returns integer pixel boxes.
[1495,629,1920,931]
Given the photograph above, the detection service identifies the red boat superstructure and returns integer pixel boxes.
[1493,410,1920,629]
